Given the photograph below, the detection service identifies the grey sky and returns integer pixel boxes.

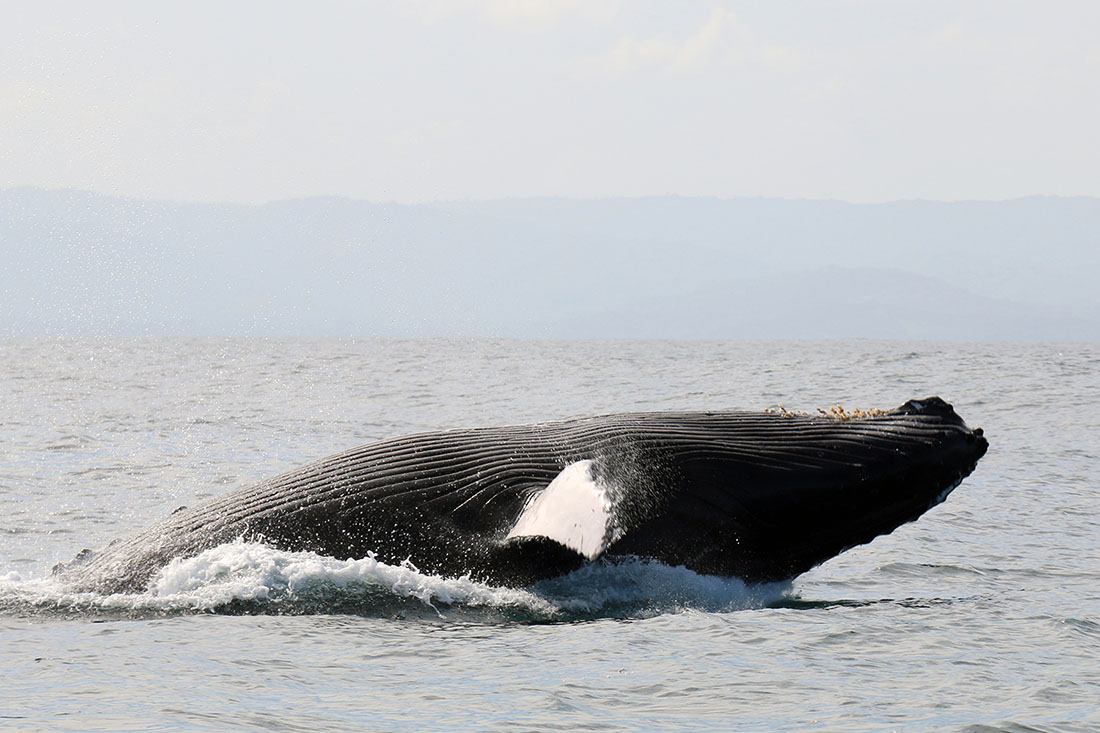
[3,1,1098,204]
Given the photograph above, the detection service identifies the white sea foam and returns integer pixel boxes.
[0,541,791,620]
[533,557,792,614]
[146,541,556,614]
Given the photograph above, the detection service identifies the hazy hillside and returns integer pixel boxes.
[2,188,1097,340]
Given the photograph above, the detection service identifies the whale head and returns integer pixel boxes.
[599,397,988,584]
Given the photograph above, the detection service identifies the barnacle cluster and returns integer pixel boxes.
[817,404,888,420]
[765,404,888,420]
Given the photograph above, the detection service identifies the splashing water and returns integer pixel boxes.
[0,540,791,622]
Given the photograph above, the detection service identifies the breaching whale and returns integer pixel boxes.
[59,397,987,594]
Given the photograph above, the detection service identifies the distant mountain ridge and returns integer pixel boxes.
[2,188,1098,340]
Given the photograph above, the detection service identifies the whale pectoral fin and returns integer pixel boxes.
[488,535,588,586]
[486,459,614,585]
[504,459,613,562]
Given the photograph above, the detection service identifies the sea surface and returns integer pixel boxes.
[1,338,1097,732]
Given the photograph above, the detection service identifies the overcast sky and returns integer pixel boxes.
[3,1,1097,204]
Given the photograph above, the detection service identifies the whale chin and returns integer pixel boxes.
[59,396,987,593]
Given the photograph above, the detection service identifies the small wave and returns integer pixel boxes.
[876,561,991,577]
[41,433,98,451]
[0,541,791,622]
[772,595,979,611]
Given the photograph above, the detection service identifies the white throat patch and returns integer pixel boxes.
[505,460,611,561]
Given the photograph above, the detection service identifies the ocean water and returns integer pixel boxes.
[1,338,1097,732]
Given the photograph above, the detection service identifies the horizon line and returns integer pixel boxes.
[3,185,1097,209]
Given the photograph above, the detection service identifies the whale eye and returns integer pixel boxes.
[505,459,611,561]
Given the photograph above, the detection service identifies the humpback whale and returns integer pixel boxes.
[59,397,987,594]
